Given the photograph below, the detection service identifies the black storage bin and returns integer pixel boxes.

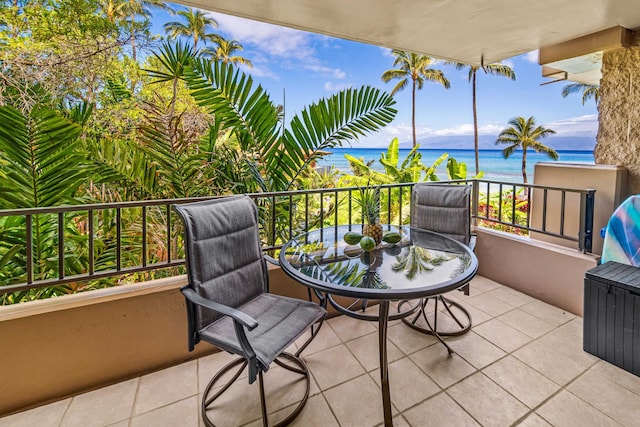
[584,261,640,376]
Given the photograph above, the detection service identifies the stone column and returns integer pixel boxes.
[595,43,640,196]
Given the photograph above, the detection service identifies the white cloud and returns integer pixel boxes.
[306,65,346,79]
[380,122,504,140]
[245,64,278,79]
[324,82,352,92]
[432,123,504,136]
[524,50,539,63]
[207,12,349,80]
[379,46,394,57]
[208,12,315,61]
[500,59,515,70]
[544,114,598,136]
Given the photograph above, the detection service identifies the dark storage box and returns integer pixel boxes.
[584,261,640,376]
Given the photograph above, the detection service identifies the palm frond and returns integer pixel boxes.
[273,86,397,190]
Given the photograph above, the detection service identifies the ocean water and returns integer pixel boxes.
[316,147,595,183]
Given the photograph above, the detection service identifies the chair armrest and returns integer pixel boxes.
[469,234,477,251]
[181,287,259,331]
[263,254,280,266]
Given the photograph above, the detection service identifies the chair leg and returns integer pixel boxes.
[398,295,472,337]
[200,353,311,427]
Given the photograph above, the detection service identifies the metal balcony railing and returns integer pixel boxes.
[0,180,594,300]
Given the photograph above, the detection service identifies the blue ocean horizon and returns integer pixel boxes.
[317,147,595,183]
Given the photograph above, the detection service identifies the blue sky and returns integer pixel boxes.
[154,5,598,150]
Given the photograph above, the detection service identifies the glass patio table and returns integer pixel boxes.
[279,225,478,427]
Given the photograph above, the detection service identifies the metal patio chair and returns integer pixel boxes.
[399,183,476,341]
[174,196,326,427]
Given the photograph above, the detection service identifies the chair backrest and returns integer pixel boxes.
[174,196,268,333]
[411,183,472,245]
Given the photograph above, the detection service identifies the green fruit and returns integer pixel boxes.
[359,236,376,251]
[344,231,364,245]
[382,231,402,244]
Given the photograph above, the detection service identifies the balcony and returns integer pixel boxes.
[2,275,640,426]
[1,178,638,426]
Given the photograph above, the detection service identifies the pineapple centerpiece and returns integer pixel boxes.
[358,185,383,245]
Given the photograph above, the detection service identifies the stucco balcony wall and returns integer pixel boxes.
[0,231,598,415]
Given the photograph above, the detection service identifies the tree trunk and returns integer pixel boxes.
[411,79,417,148]
[522,148,528,183]
[472,70,479,175]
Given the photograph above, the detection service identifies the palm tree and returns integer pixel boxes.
[495,116,558,183]
[201,37,253,67]
[124,0,174,60]
[98,0,127,24]
[450,62,516,175]
[146,42,398,193]
[381,50,450,148]
[163,8,219,50]
[562,83,600,105]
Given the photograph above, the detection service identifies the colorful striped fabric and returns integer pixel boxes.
[601,195,640,266]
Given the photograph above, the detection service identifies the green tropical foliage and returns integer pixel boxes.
[449,62,516,174]
[495,116,558,183]
[163,8,219,49]
[381,50,451,147]
[562,83,600,105]
[0,104,93,209]
[201,37,253,67]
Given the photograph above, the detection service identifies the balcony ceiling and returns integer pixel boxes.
[180,0,640,66]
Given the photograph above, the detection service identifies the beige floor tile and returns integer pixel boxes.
[516,412,552,426]
[468,276,504,295]
[409,345,476,389]
[295,322,342,355]
[346,331,404,371]
[555,316,584,338]
[498,309,555,338]
[105,420,129,427]
[130,396,199,427]
[263,364,316,413]
[465,293,515,317]
[403,392,479,427]
[485,286,536,307]
[198,351,245,394]
[483,356,560,408]
[568,370,640,426]
[536,390,620,427]
[520,299,575,326]
[462,303,494,326]
[303,344,365,390]
[61,378,138,427]
[0,399,70,427]
[133,360,198,415]
[328,313,377,341]
[382,414,410,427]
[473,318,534,352]
[449,331,507,369]
[199,380,261,426]
[447,372,529,426]
[323,374,387,427]
[244,394,339,427]
[386,322,438,355]
[513,328,597,385]
[589,360,640,396]
[371,357,440,411]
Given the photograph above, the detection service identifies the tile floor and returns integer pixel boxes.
[2,276,640,427]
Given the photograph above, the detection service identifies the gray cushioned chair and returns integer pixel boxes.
[402,183,476,341]
[174,196,326,427]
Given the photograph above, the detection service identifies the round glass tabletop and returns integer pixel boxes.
[279,225,478,300]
